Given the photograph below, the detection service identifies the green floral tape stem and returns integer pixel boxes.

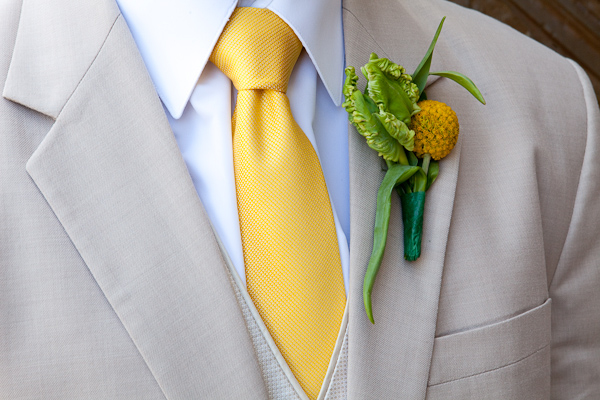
[400,191,426,261]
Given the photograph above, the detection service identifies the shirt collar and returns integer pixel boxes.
[116,0,344,119]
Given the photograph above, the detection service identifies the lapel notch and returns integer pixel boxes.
[2,0,120,118]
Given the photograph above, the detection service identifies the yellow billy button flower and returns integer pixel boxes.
[411,100,459,160]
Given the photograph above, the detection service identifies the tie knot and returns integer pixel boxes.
[209,8,303,93]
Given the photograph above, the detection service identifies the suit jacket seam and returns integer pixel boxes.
[341,6,391,60]
[548,58,590,288]
[54,13,121,120]
[427,343,550,387]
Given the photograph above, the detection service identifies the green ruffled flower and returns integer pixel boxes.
[377,111,415,152]
[343,67,403,162]
[343,54,420,162]
[362,53,420,123]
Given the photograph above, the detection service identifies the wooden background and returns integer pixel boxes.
[447,0,600,102]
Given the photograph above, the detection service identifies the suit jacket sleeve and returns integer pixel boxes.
[549,59,600,399]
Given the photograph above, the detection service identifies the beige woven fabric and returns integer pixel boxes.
[228,267,304,400]
[324,330,349,400]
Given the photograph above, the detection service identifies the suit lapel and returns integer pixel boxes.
[4,1,267,398]
[343,1,461,398]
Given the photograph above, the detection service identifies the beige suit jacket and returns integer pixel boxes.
[1,0,599,398]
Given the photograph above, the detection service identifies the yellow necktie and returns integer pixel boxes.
[210,8,346,399]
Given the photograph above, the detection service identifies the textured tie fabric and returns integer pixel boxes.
[210,8,346,400]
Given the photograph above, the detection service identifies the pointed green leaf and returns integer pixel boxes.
[412,17,446,100]
[363,164,421,323]
[430,71,486,104]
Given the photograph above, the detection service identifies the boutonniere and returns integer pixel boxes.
[342,18,486,323]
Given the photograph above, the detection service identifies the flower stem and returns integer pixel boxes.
[398,146,409,166]
[422,153,432,175]
[385,159,394,170]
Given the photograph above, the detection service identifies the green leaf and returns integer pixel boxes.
[413,17,446,100]
[363,164,420,323]
[426,160,439,190]
[430,71,486,104]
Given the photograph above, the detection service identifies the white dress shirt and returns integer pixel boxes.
[116,0,350,291]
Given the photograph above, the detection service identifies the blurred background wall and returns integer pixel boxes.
[448,0,600,101]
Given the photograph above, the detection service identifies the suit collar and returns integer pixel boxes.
[342,0,460,398]
[4,1,268,398]
[2,0,120,119]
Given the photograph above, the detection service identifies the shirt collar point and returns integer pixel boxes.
[161,94,187,120]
